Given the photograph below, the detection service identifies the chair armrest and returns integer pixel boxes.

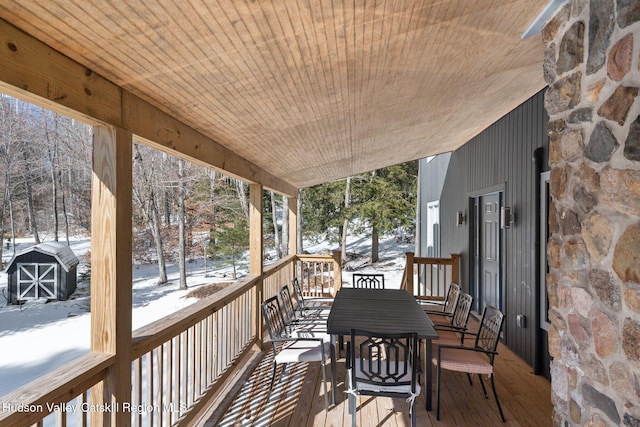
[434,324,467,333]
[424,309,452,316]
[270,336,326,345]
[436,343,499,357]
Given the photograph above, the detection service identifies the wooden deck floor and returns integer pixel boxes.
[206,335,553,427]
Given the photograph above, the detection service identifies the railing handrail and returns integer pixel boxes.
[0,352,114,427]
[263,254,296,278]
[295,253,335,261]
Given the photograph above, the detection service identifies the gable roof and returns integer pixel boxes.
[6,242,79,273]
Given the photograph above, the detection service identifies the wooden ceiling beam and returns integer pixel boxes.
[0,17,297,196]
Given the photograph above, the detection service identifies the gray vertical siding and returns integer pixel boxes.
[436,90,549,369]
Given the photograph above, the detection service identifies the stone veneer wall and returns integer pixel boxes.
[543,0,640,425]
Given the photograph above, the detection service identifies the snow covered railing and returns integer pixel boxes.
[401,252,461,301]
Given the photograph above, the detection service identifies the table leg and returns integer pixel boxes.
[425,339,432,411]
[330,334,337,406]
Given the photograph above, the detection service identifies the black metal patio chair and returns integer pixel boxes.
[345,329,420,427]
[352,273,385,289]
[261,295,331,412]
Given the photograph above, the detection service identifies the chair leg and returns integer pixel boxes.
[490,375,506,422]
[411,400,417,427]
[321,361,329,412]
[466,372,473,386]
[269,361,277,394]
[436,363,441,420]
[350,394,356,427]
[479,374,489,398]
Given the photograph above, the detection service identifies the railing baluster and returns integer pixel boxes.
[157,344,164,427]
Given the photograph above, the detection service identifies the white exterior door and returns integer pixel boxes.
[17,263,57,300]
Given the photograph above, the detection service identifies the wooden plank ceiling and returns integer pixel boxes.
[0,0,547,193]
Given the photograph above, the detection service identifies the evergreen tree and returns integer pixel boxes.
[209,216,249,279]
[350,161,418,262]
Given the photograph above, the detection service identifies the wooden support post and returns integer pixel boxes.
[288,194,298,282]
[450,253,461,286]
[90,125,132,426]
[405,252,415,296]
[288,195,298,257]
[249,184,264,348]
[331,250,342,296]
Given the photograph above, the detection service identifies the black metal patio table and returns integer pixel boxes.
[326,287,439,411]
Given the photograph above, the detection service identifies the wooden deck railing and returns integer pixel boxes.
[0,253,340,427]
[295,250,342,297]
[401,252,461,302]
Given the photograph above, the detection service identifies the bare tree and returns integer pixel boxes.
[177,158,187,290]
[132,144,167,284]
[236,179,249,223]
[41,109,60,241]
[270,191,282,259]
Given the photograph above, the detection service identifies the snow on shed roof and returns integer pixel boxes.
[6,241,79,272]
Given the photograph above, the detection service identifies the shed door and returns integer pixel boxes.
[17,263,58,300]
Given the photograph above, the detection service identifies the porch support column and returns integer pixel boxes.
[90,125,132,426]
[249,183,264,348]
[288,194,298,256]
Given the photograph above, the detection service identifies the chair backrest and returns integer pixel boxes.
[441,283,461,314]
[474,305,505,357]
[279,285,298,323]
[262,295,288,340]
[450,292,473,329]
[352,273,385,289]
[291,278,307,310]
[349,329,418,392]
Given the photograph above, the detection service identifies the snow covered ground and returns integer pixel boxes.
[0,233,413,398]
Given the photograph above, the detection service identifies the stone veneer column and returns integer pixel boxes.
[543,0,640,426]
[544,0,640,425]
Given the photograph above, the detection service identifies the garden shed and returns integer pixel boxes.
[6,242,79,304]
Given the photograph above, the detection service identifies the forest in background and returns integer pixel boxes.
[0,94,418,286]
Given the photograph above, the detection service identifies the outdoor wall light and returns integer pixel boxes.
[456,211,465,227]
[501,206,515,229]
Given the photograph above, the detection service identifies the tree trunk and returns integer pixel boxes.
[59,170,70,246]
[44,113,60,242]
[340,177,351,264]
[236,179,249,223]
[149,194,168,284]
[133,144,167,284]
[270,191,282,259]
[371,221,379,263]
[23,151,40,244]
[282,196,289,255]
[177,159,187,290]
[9,197,15,255]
